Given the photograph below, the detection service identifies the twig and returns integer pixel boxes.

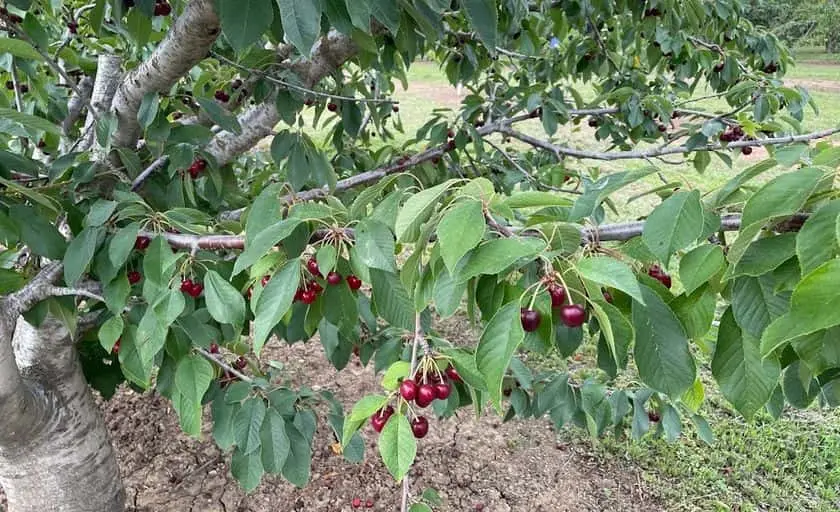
[2,19,98,121]
[131,155,169,191]
[211,51,397,105]
[196,347,254,384]
[502,126,840,161]
[47,286,106,303]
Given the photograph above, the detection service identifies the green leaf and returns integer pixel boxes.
[438,199,486,273]
[409,504,433,512]
[475,302,525,413]
[353,219,396,272]
[740,168,823,228]
[576,257,644,305]
[98,315,124,352]
[196,97,242,134]
[277,0,321,55]
[642,190,704,266]
[108,222,141,271]
[218,0,275,52]
[731,275,789,340]
[381,361,411,391]
[235,397,267,455]
[175,354,214,406]
[378,414,417,482]
[64,227,103,285]
[137,92,159,130]
[10,205,65,259]
[394,180,456,242]
[342,394,389,449]
[370,269,415,331]
[462,0,498,52]
[231,448,264,493]
[233,218,302,276]
[761,260,840,353]
[0,37,43,61]
[212,399,238,451]
[679,245,725,295]
[142,237,182,300]
[260,409,290,474]
[253,260,301,355]
[712,309,780,419]
[632,286,696,397]
[458,238,546,282]
[204,271,247,330]
[282,420,312,487]
[797,200,840,275]
[730,234,796,279]
[503,191,572,209]
[85,200,117,227]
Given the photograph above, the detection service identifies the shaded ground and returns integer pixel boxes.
[103,325,661,512]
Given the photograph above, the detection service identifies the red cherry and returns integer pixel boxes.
[346,275,362,290]
[135,236,151,250]
[648,265,663,279]
[327,271,342,285]
[520,308,541,332]
[548,285,566,308]
[301,290,317,304]
[411,416,429,438]
[365,499,374,508]
[194,159,207,171]
[434,382,451,400]
[392,105,399,113]
[67,21,78,34]
[602,290,614,303]
[234,356,247,370]
[306,258,321,276]
[445,365,462,383]
[659,273,673,289]
[370,407,393,433]
[352,498,362,508]
[559,304,587,328]
[447,129,455,139]
[399,379,418,401]
[153,1,171,16]
[190,282,204,298]
[127,271,142,284]
[112,339,121,355]
[180,278,194,293]
[446,140,457,152]
[327,102,338,112]
[416,384,436,408]
[261,274,271,287]
[294,288,304,302]
[308,280,323,294]
[209,343,220,354]
[742,146,753,156]
[648,411,661,423]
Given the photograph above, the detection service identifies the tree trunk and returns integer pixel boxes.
[0,317,124,512]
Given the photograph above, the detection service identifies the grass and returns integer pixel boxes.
[356,50,840,510]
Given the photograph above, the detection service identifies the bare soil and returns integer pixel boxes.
[0,317,663,512]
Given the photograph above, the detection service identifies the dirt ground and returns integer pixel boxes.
[106,323,661,512]
[0,315,662,512]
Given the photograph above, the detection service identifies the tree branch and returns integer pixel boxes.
[111,0,220,149]
[196,347,254,385]
[205,31,360,168]
[503,126,840,161]
[61,75,94,138]
[78,55,123,154]
[131,155,169,191]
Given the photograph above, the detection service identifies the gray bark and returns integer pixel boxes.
[0,316,124,512]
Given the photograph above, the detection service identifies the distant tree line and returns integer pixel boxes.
[744,0,840,52]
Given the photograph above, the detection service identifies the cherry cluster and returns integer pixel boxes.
[214,90,230,103]
[719,125,754,155]
[519,279,587,333]
[647,264,672,288]
[186,158,207,179]
[350,497,375,508]
[180,278,204,298]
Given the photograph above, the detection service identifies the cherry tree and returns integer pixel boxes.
[0,0,838,510]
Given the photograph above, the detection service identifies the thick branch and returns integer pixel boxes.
[111,0,220,149]
[503,126,840,161]
[62,75,94,137]
[78,55,122,154]
[206,31,359,167]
